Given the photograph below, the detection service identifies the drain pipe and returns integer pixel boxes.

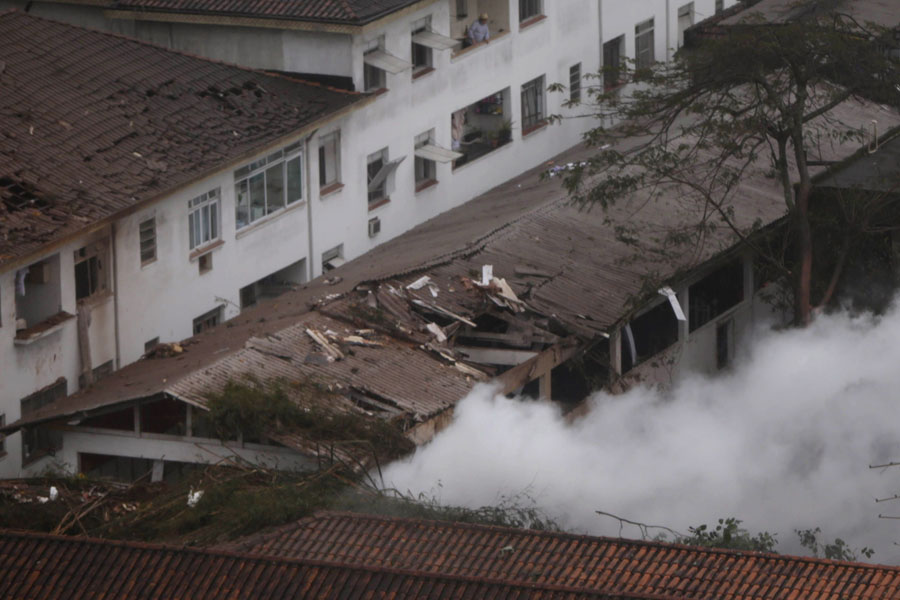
[111,222,122,370]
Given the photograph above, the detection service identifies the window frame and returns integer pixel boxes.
[456,0,467,19]
[677,2,694,49]
[192,306,223,335]
[411,16,433,76]
[188,189,221,250]
[414,130,437,186]
[520,75,547,132]
[318,132,342,190]
[715,0,724,14]
[519,0,543,23]
[234,142,303,230]
[363,37,387,92]
[569,63,582,103]
[74,240,109,302]
[635,18,655,70]
[0,414,5,457]
[367,148,389,206]
[139,217,157,265]
[603,35,625,91]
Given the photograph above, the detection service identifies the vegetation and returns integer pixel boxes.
[676,518,778,553]
[555,0,900,325]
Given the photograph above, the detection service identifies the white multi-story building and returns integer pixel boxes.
[0,1,741,477]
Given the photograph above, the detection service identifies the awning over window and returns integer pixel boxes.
[364,50,412,74]
[415,143,463,163]
[412,30,458,50]
[368,156,406,193]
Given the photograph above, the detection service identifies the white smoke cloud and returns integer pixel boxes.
[381,305,900,562]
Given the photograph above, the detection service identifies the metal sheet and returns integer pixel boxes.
[363,49,411,74]
[414,143,463,163]
[412,30,458,50]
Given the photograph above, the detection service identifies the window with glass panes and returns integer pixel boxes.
[319,132,341,189]
[188,188,220,249]
[414,130,436,184]
[234,143,302,229]
[635,19,655,70]
[520,75,546,130]
[519,0,542,22]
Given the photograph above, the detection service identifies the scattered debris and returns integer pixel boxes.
[187,488,204,508]
[426,322,447,343]
[306,328,344,361]
[145,342,184,358]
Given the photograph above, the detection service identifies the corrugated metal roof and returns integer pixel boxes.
[0,11,365,268]
[225,511,900,600]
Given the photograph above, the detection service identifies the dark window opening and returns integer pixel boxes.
[603,36,624,90]
[0,414,5,456]
[569,63,581,103]
[80,406,135,431]
[21,377,66,416]
[139,217,156,265]
[144,337,160,354]
[716,319,734,370]
[79,360,113,389]
[80,452,153,482]
[139,397,187,436]
[22,426,62,465]
[621,301,679,373]
[412,29,432,74]
[519,0,542,22]
[193,306,222,335]
[74,241,108,301]
[689,259,744,332]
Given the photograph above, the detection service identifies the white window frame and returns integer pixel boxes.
[519,0,542,22]
[414,130,437,186]
[318,132,341,190]
[139,217,157,265]
[234,142,303,230]
[520,75,546,131]
[635,18,655,70]
[569,63,581,103]
[677,3,694,49]
[364,36,387,92]
[411,16,433,76]
[188,188,221,250]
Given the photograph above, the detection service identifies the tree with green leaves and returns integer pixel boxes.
[556,1,900,325]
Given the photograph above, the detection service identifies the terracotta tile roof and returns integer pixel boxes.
[0,11,365,268]
[0,529,669,599]
[225,512,900,599]
[111,0,429,25]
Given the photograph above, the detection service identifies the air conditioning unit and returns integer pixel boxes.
[368,217,381,238]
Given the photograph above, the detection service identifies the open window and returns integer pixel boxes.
[367,148,404,207]
[451,88,512,168]
[688,259,744,332]
[193,306,223,335]
[318,132,341,193]
[239,258,306,308]
[363,36,411,91]
[414,130,462,190]
[74,240,109,302]
[677,3,694,49]
[14,254,63,336]
[621,301,679,373]
[234,142,302,230]
[411,16,456,79]
[322,245,345,272]
[20,378,66,465]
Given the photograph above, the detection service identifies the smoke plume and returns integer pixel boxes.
[382,305,900,562]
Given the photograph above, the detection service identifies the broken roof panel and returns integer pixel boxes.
[0,11,366,269]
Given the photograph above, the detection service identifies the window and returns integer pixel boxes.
[21,378,66,464]
[414,130,437,186]
[635,18,655,70]
[144,337,160,354]
[14,256,61,330]
[688,259,744,332]
[193,306,222,335]
[74,240,109,301]
[569,63,581,103]
[519,0,542,22]
[0,414,5,457]
[621,302,679,373]
[322,244,345,272]
[411,17,433,76]
[139,217,156,265]
[716,319,734,370]
[677,3,694,49]
[520,75,546,131]
[456,0,467,19]
[364,37,387,92]
[603,36,624,90]
[318,132,341,190]
[234,143,302,229]
[188,189,220,249]
[367,148,404,207]
[715,0,724,14]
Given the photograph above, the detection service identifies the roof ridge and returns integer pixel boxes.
[0,529,677,599]
[292,510,900,572]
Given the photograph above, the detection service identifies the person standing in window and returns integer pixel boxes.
[467,13,490,46]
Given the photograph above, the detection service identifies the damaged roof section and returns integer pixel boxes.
[0,11,365,267]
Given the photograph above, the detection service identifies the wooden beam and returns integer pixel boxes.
[496,338,582,395]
